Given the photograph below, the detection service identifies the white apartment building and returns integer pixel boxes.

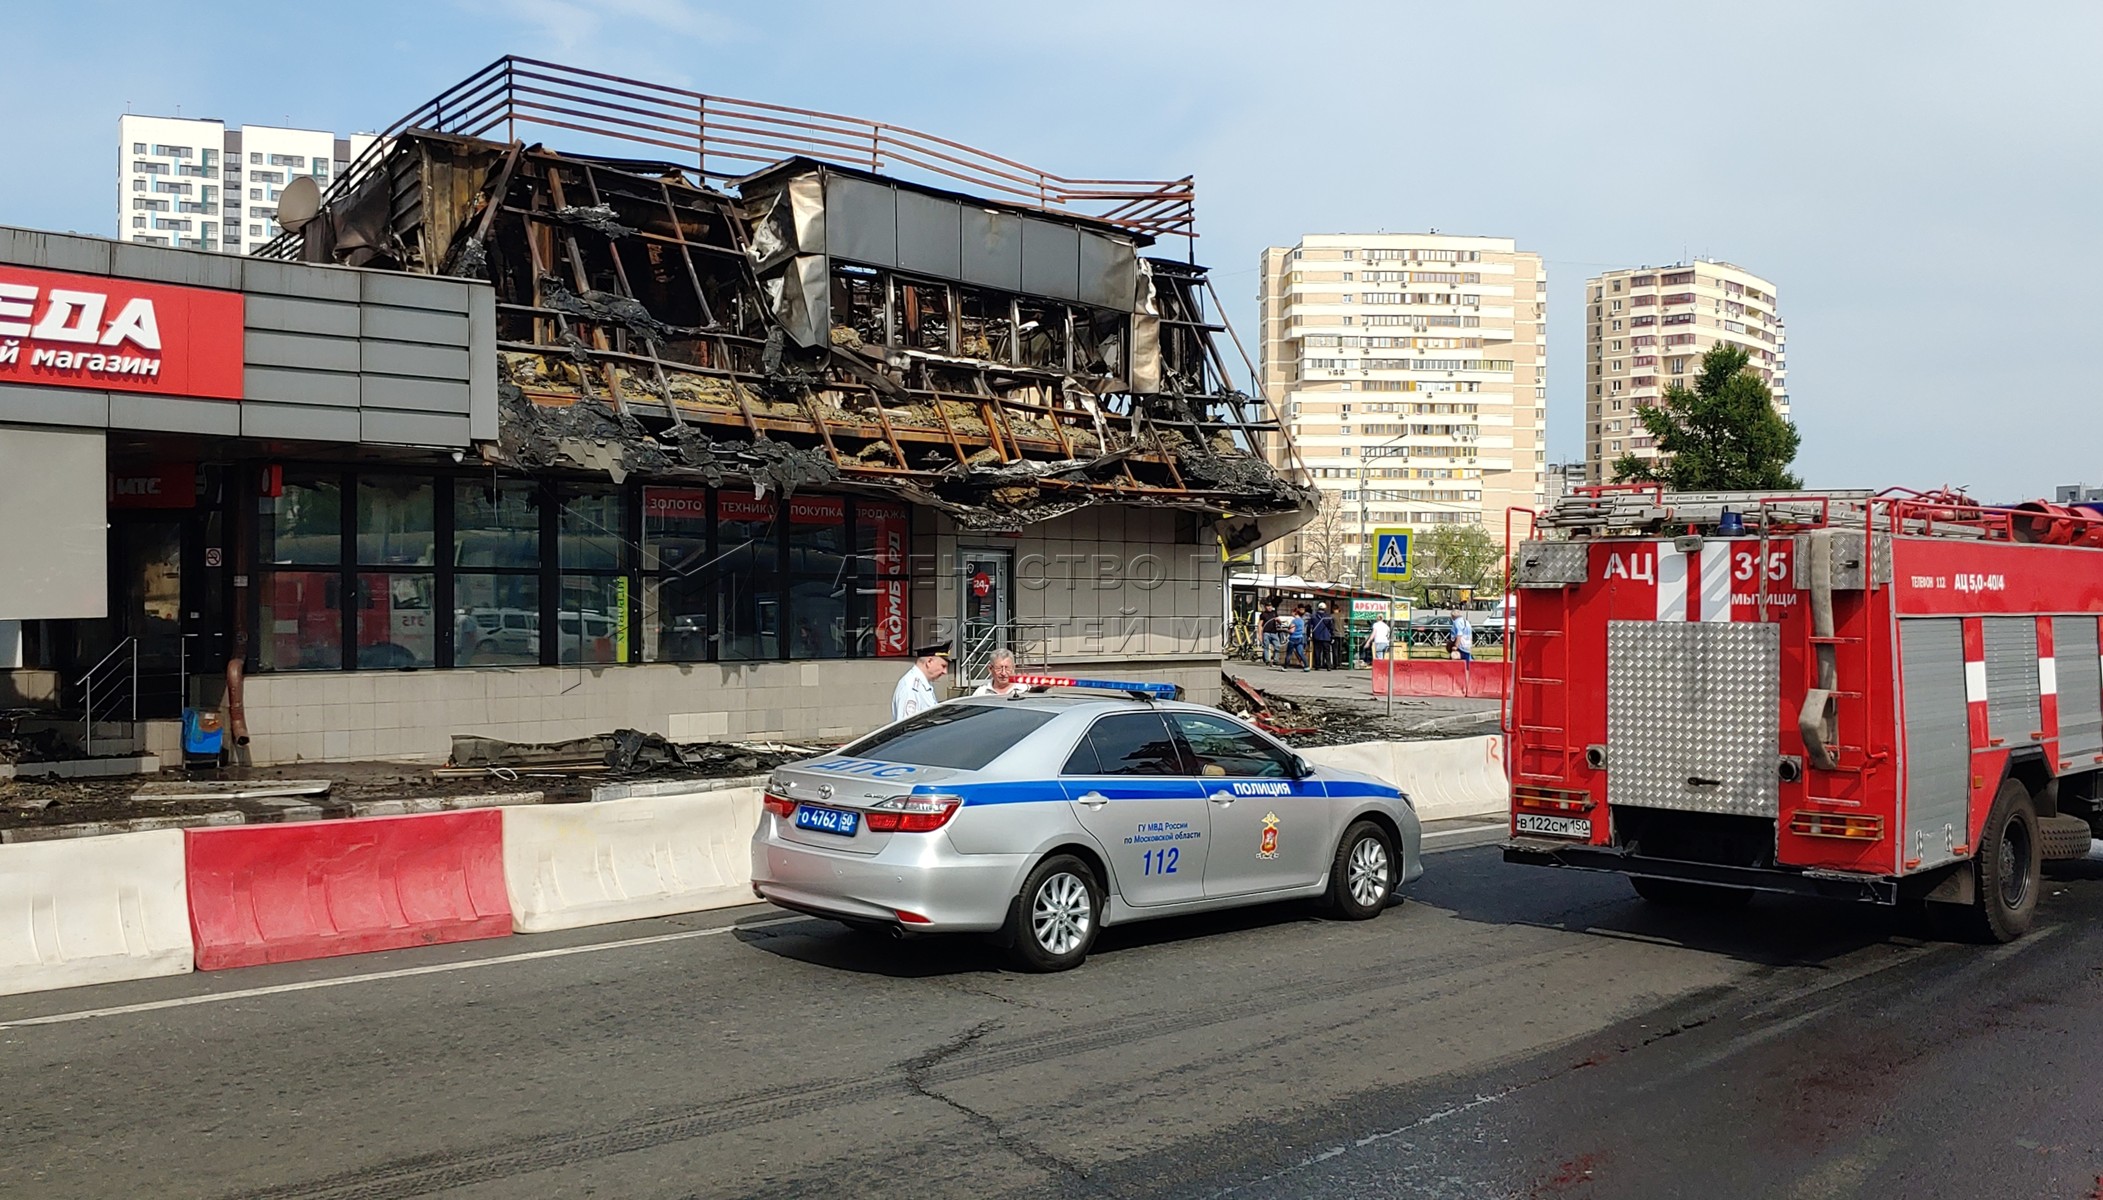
[120,115,376,255]
[1258,233,1547,581]
[1584,260,1788,484]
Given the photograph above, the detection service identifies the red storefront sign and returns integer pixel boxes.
[0,265,244,400]
[109,463,198,509]
[642,487,710,521]
[867,502,910,657]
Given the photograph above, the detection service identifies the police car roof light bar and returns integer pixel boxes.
[1009,675,1184,702]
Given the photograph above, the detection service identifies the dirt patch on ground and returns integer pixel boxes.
[1217,672,1501,747]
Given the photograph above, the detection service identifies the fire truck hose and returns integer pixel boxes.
[1798,529,1840,770]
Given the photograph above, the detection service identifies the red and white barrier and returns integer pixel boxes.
[1301,735,1508,822]
[0,829,194,996]
[501,787,763,932]
[1372,658,1509,700]
[185,810,513,970]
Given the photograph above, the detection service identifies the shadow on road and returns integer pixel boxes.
[1409,845,1931,969]
[733,899,1359,977]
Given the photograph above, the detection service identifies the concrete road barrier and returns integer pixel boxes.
[1304,735,1507,822]
[1372,659,1508,700]
[502,787,763,933]
[186,810,512,970]
[0,829,194,996]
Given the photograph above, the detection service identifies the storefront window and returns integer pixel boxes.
[787,494,847,661]
[558,576,628,664]
[356,476,435,566]
[559,485,627,570]
[716,493,779,661]
[454,574,539,666]
[356,572,436,668]
[642,574,710,662]
[455,479,540,568]
[264,474,341,565]
[258,570,343,671]
[253,472,912,672]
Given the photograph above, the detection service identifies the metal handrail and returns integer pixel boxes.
[80,637,138,757]
[257,55,1197,262]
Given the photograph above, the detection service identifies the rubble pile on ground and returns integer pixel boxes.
[442,730,823,779]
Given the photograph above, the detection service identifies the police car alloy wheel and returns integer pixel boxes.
[1010,855,1101,972]
[1328,821,1395,920]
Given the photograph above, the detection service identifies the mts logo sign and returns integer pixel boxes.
[109,463,198,509]
[0,265,244,400]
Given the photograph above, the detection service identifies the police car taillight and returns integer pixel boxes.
[863,794,962,833]
[761,792,797,818]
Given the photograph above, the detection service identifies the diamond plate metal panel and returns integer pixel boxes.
[1513,540,1589,588]
[1607,621,1780,816]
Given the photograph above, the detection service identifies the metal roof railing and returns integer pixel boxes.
[258,55,1196,260]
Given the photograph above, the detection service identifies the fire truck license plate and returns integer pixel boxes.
[1516,814,1591,839]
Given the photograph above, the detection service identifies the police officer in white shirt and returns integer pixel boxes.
[891,640,951,722]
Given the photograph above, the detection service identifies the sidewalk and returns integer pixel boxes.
[1222,662,1501,744]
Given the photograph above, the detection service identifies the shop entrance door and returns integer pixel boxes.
[959,549,1013,686]
[106,513,226,719]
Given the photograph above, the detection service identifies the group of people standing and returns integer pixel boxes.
[1257,600,1347,672]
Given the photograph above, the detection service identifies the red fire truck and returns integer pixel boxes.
[1503,486,2103,941]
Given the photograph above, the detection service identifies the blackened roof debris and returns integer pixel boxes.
[270,58,1314,528]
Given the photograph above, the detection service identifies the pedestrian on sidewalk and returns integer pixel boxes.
[972,648,1034,698]
[1259,600,1281,666]
[1369,615,1392,664]
[1283,605,1309,671]
[1450,613,1474,666]
[1310,602,1334,670]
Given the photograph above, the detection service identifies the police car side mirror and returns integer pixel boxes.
[1290,755,1313,780]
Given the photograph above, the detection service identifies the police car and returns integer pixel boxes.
[751,677,1421,971]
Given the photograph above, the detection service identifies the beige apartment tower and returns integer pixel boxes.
[1583,260,1788,484]
[1257,234,1546,582]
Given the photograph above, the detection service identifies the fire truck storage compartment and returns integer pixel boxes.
[1605,621,1780,818]
[2055,616,2103,760]
[1982,617,2042,748]
[1899,618,1970,872]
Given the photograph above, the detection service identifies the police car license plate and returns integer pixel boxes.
[1516,814,1590,839]
[794,804,860,837]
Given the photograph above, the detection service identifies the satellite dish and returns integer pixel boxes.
[275,176,322,234]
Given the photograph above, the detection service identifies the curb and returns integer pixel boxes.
[0,791,547,843]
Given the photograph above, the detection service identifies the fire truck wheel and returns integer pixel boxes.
[1630,877,1754,908]
[1326,821,1397,920]
[1962,779,2041,943]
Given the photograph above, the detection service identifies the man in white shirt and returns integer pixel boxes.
[1450,614,1474,664]
[891,640,951,722]
[972,648,1035,698]
[1369,617,1392,664]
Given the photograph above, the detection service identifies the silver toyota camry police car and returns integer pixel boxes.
[751,677,1421,971]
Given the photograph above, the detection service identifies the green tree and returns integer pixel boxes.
[1408,523,1504,603]
[1612,343,1801,490]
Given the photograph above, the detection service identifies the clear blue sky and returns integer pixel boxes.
[6,0,2096,500]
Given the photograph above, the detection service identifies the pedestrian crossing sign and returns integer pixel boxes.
[1371,527,1413,582]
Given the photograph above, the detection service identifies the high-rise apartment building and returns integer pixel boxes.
[1257,233,1546,582]
[1583,260,1787,484]
[119,115,376,255]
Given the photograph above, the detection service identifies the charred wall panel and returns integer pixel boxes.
[896,189,962,282]
[1020,218,1080,302]
[961,208,1023,292]
[823,173,897,268]
[1077,233,1137,313]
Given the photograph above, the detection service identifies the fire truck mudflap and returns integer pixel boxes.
[1502,487,2103,932]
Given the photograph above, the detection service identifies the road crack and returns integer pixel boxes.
[902,1020,1114,1198]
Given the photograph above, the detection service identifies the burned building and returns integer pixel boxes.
[0,57,1310,767]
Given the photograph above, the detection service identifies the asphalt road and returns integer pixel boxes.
[6,832,2102,1200]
